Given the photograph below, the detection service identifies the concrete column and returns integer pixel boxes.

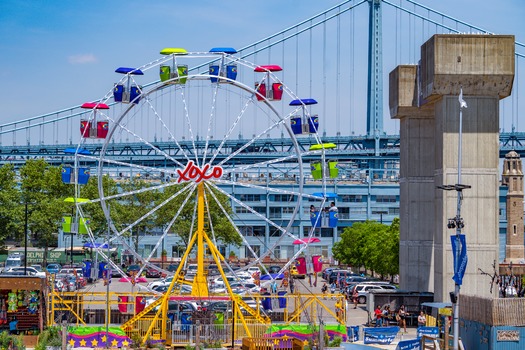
[390,66,436,292]
[390,34,515,301]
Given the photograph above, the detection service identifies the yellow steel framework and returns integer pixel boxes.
[47,182,346,346]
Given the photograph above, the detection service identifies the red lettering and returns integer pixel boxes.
[177,161,224,183]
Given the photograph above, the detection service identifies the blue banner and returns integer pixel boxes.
[417,326,439,339]
[451,234,468,285]
[396,339,420,350]
[363,326,399,345]
[347,325,359,342]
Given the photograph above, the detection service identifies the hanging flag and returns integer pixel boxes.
[451,234,468,286]
[459,88,468,109]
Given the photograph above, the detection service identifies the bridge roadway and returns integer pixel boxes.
[0,132,523,168]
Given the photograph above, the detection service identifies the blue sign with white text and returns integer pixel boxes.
[417,326,439,339]
[363,326,399,345]
[396,338,420,350]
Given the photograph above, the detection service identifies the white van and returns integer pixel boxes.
[4,253,24,271]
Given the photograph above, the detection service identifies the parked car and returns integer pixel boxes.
[328,269,356,284]
[247,266,261,276]
[353,283,398,304]
[146,266,162,278]
[4,266,46,278]
[166,264,180,272]
[54,273,77,292]
[126,264,141,276]
[322,267,336,281]
[46,263,62,275]
[147,276,174,290]
[267,265,282,274]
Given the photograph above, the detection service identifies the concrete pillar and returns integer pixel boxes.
[389,66,436,292]
[390,34,515,301]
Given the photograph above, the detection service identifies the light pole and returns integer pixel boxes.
[24,202,28,276]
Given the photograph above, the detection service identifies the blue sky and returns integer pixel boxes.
[0,0,524,135]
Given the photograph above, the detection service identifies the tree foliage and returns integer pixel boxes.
[332,218,400,277]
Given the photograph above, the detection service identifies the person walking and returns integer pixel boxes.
[352,288,358,309]
[397,305,408,333]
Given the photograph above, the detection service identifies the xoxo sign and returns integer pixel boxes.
[177,161,223,183]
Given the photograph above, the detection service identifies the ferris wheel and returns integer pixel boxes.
[74,48,334,292]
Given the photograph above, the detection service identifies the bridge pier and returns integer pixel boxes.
[390,34,515,300]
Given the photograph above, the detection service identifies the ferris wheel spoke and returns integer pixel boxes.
[221,150,317,175]
[217,119,288,167]
[114,182,196,239]
[204,182,265,263]
[209,183,301,242]
[208,97,255,165]
[178,88,201,167]
[136,183,198,278]
[105,115,186,168]
[214,178,320,201]
[201,83,221,165]
[80,154,178,178]
[141,95,193,165]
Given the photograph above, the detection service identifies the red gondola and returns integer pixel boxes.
[80,102,110,139]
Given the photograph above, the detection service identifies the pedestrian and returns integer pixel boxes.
[335,299,343,319]
[418,310,426,327]
[352,288,358,309]
[374,305,383,327]
[330,281,336,294]
[382,305,390,326]
[321,282,328,296]
[397,305,408,333]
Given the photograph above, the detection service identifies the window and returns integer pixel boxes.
[246,245,261,259]
[269,207,281,218]
[236,206,265,214]
[376,195,397,203]
[273,246,281,259]
[338,207,350,219]
[239,226,265,237]
[340,195,364,203]
[282,207,295,214]
[270,227,283,237]
[237,194,262,201]
[271,194,296,202]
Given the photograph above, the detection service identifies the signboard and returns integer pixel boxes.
[363,326,399,345]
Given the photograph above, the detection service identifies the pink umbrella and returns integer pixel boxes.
[293,237,320,244]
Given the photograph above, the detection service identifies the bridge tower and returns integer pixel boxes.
[367,0,384,156]
[390,34,515,300]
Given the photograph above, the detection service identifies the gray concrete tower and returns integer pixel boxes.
[390,34,515,301]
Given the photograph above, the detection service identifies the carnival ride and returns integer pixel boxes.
[55,47,345,345]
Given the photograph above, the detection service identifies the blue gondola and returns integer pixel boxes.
[114,67,144,104]
[61,167,90,185]
[209,47,238,83]
[311,192,339,228]
[289,98,319,135]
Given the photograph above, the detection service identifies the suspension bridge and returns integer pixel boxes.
[0,0,523,172]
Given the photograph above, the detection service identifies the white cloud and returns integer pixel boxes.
[67,54,97,64]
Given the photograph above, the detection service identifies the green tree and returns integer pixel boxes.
[0,164,21,245]
[19,159,72,264]
[333,219,399,278]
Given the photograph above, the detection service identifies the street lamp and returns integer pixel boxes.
[24,202,28,276]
